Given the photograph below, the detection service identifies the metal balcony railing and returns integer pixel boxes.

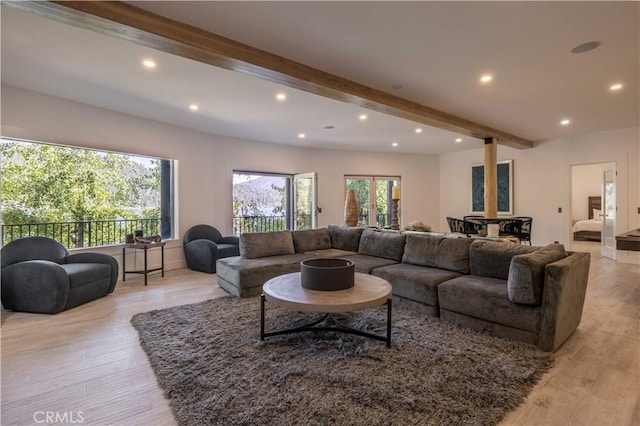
[358,213,391,227]
[233,215,287,235]
[1,218,161,249]
[231,213,390,235]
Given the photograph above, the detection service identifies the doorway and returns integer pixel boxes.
[344,176,400,228]
[570,162,616,260]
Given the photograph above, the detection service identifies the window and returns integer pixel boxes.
[232,171,317,234]
[233,172,290,234]
[345,176,400,228]
[0,138,175,248]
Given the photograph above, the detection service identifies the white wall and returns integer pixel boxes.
[571,163,603,221]
[4,84,637,270]
[1,85,440,271]
[440,127,640,246]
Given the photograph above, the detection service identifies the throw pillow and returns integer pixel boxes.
[291,228,332,253]
[327,225,365,252]
[240,231,295,259]
[469,240,538,280]
[402,234,473,273]
[358,228,406,261]
[508,243,568,305]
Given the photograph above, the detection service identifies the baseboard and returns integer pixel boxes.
[617,250,640,264]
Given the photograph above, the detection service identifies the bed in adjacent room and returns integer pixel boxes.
[572,196,602,241]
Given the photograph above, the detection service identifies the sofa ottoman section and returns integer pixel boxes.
[373,263,462,316]
[217,253,312,297]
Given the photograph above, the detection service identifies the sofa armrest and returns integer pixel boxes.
[537,252,590,351]
[1,260,69,313]
[66,252,119,293]
[184,239,219,273]
[220,236,240,245]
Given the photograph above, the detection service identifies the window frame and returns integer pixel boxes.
[344,175,401,228]
[0,137,176,248]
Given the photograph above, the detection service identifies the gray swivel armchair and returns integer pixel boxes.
[183,225,240,273]
[1,236,119,314]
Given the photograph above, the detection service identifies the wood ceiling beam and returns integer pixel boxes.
[8,0,533,149]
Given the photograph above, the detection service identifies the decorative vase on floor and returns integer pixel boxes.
[344,189,358,226]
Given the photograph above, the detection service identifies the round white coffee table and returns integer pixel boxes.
[261,272,393,347]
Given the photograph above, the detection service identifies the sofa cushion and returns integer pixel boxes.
[469,240,538,280]
[373,263,462,306]
[291,228,332,253]
[304,248,358,258]
[240,231,295,259]
[438,275,541,332]
[60,263,111,289]
[343,254,398,274]
[358,229,406,261]
[327,225,365,252]
[508,243,568,305]
[402,234,473,273]
[402,231,466,239]
[216,253,311,291]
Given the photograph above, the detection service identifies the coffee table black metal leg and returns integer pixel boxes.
[261,297,392,347]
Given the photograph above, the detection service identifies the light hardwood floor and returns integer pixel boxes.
[2,243,638,425]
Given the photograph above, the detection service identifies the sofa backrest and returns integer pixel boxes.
[327,225,365,252]
[469,240,538,280]
[183,224,223,244]
[358,228,406,261]
[1,236,69,268]
[291,228,332,253]
[240,230,295,259]
[402,233,474,274]
[507,243,568,305]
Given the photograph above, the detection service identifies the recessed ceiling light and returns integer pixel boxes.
[189,104,199,111]
[415,128,423,134]
[560,119,571,126]
[571,41,600,54]
[142,59,156,69]
[610,83,623,91]
[392,142,399,147]
[480,74,493,83]
[298,133,306,139]
[455,138,462,143]
[359,114,368,121]
[323,125,335,130]
[276,93,286,101]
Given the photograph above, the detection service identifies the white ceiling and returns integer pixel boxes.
[2,2,638,155]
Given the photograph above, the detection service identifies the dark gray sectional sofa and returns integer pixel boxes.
[216,225,590,351]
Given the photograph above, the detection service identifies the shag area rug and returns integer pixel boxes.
[131,297,553,426]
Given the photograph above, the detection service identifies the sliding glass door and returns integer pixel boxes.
[293,172,317,230]
[345,176,400,228]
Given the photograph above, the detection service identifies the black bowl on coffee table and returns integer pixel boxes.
[300,258,355,291]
